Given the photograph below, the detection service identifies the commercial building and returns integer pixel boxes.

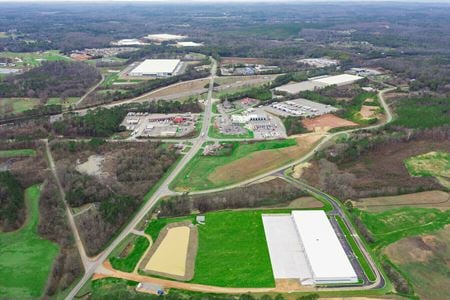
[275,74,363,95]
[262,210,358,285]
[311,74,363,86]
[144,34,187,42]
[129,59,182,77]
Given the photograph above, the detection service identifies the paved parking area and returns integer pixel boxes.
[263,98,337,118]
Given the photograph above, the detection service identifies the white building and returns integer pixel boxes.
[262,210,358,285]
[144,34,187,42]
[129,59,182,77]
[311,74,363,86]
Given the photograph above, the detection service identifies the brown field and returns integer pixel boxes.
[285,196,324,209]
[146,78,210,98]
[354,190,450,212]
[359,105,378,119]
[302,114,358,132]
[384,226,450,300]
[209,133,324,184]
[220,57,266,65]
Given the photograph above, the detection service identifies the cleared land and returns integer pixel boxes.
[0,97,79,115]
[144,226,191,277]
[405,151,450,189]
[302,114,358,132]
[109,234,150,273]
[220,57,266,65]
[0,185,59,299]
[0,148,36,158]
[354,191,450,212]
[0,50,69,68]
[172,135,323,191]
[385,226,450,300]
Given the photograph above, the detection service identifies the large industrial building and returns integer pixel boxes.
[275,74,363,94]
[129,59,182,77]
[262,210,358,285]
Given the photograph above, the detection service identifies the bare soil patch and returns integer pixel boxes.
[359,105,378,119]
[354,190,450,212]
[209,133,324,184]
[139,221,198,281]
[146,78,210,98]
[75,154,106,177]
[302,114,358,132]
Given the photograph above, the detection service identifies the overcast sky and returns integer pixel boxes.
[0,0,449,3]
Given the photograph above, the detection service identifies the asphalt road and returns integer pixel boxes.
[65,58,217,299]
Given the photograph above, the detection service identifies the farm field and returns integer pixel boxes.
[0,148,36,158]
[171,135,322,191]
[354,190,450,212]
[405,151,450,188]
[0,50,69,68]
[0,185,59,299]
[384,226,450,300]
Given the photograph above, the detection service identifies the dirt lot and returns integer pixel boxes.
[359,105,378,119]
[302,114,358,132]
[209,133,324,185]
[354,190,450,212]
[146,78,210,98]
[220,57,266,65]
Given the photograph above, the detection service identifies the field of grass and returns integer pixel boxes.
[0,97,79,115]
[405,151,450,188]
[170,139,298,191]
[353,207,450,250]
[145,210,277,287]
[109,234,150,273]
[335,216,376,282]
[0,50,69,68]
[0,185,59,299]
[384,226,450,300]
[391,97,450,129]
[0,148,36,157]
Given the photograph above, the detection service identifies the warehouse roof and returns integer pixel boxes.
[291,210,357,281]
[312,74,363,85]
[130,59,181,75]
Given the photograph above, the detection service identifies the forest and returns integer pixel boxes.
[0,61,101,100]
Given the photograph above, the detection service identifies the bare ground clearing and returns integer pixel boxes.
[302,114,358,132]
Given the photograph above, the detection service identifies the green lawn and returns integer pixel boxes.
[0,149,36,158]
[109,234,150,273]
[0,50,69,68]
[145,210,277,287]
[335,216,376,282]
[191,210,275,287]
[405,151,450,178]
[352,207,450,249]
[391,97,450,129]
[170,139,297,191]
[0,97,79,115]
[0,185,59,299]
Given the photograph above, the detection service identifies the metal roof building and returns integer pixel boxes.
[262,210,358,285]
[129,59,182,77]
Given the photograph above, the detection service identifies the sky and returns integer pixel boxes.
[0,0,449,2]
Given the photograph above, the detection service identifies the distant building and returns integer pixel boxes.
[129,59,182,77]
[196,215,205,224]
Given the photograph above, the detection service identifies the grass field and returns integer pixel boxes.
[405,151,450,188]
[145,210,277,287]
[109,234,150,273]
[0,50,69,68]
[352,207,450,250]
[0,185,59,299]
[170,139,298,191]
[335,216,376,282]
[0,148,36,157]
[391,97,450,129]
[384,226,450,300]
[0,97,79,115]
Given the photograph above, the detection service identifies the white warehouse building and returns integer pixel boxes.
[129,59,182,77]
[262,210,358,285]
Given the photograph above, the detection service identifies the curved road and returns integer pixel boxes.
[66,77,395,298]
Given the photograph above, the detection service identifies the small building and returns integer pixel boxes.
[196,215,205,224]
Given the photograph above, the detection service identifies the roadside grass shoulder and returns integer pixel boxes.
[170,139,297,191]
[0,185,59,299]
[109,234,150,273]
[335,216,376,282]
[0,148,36,157]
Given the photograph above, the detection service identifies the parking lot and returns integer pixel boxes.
[263,98,337,118]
